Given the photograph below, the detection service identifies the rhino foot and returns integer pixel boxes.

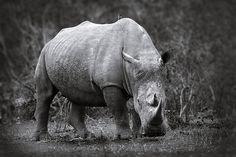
[116,128,132,140]
[132,131,142,139]
[73,130,95,139]
[32,131,53,141]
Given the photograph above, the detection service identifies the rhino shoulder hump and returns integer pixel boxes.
[118,18,139,27]
[79,20,91,25]
[119,18,136,23]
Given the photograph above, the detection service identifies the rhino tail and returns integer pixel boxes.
[34,45,58,119]
[35,46,50,84]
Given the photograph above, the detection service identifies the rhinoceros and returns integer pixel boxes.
[34,18,170,141]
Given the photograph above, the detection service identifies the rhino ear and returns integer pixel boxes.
[161,52,170,64]
[122,51,139,64]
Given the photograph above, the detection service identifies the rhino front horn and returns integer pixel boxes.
[151,98,163,125]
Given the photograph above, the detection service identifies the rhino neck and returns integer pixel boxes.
[122,59,134,97]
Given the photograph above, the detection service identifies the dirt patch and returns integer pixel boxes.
[0,118,235,157]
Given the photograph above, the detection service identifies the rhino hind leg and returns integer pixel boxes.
[103,87,132,140]
[68,104,95,139]
[33,56,58,141]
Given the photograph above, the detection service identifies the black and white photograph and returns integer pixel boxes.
[0,0,235,156]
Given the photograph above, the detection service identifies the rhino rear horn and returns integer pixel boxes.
[122,51,139,64]
[150,94,159,107]
[153,94,162,115]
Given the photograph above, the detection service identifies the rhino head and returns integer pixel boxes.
[122,51,170,137]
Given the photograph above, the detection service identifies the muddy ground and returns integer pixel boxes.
[0,117,235,157]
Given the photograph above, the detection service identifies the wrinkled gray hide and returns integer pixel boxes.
[34,18,169,141]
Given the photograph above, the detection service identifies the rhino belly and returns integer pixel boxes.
[46,63,106,106]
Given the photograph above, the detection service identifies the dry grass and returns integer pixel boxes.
[0,115,235,157]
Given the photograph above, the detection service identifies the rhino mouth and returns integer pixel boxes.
[142,122,166,137]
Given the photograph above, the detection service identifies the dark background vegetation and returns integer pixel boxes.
[0,0,235,136]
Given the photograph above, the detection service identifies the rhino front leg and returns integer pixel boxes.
[69,104,95,139]
[130,110,142,138]
[126,98,141,138]
[103,87,132,139]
